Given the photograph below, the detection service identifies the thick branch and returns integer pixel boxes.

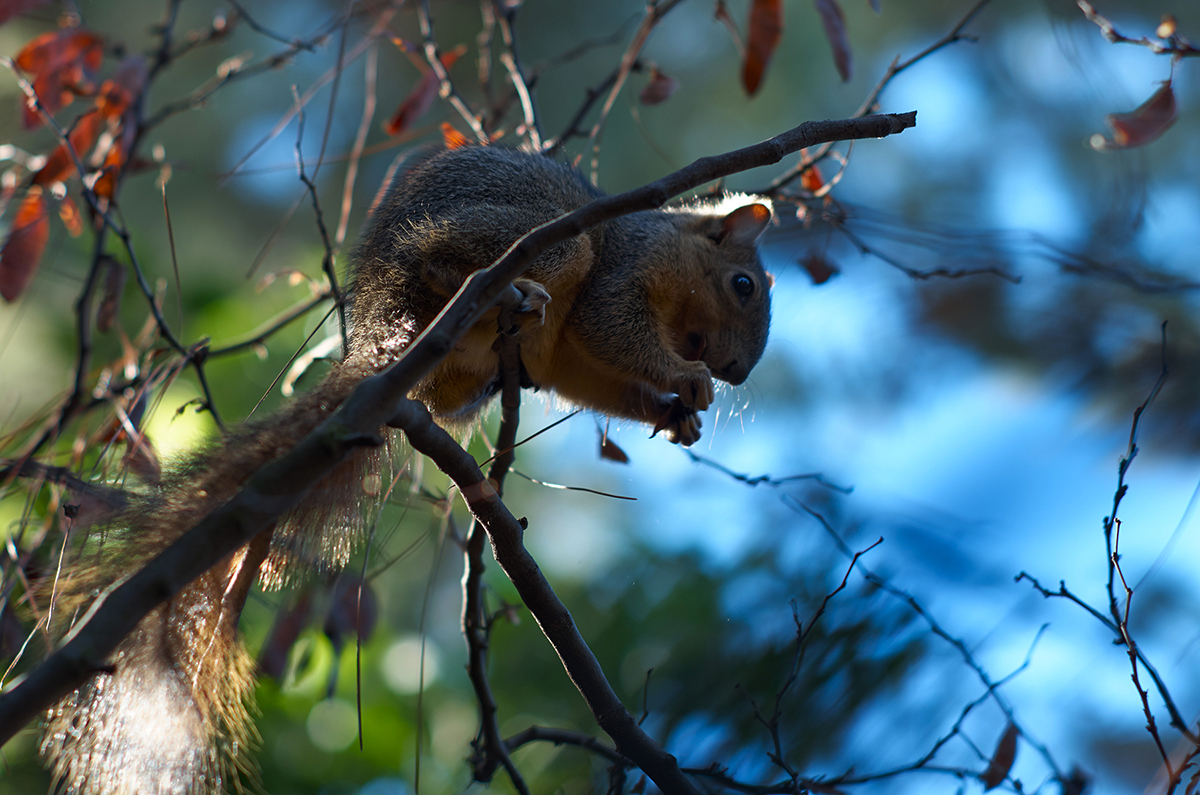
[388,398,699,794]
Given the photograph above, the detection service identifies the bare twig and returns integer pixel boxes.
[1015,571,1198,746]
[767,0,992,193]
[1104,323,1168,626]
[4,61,225,432]
[503,725,630,765]
[291,88,348,352]
[207,290,335,357]
[835,221,1020,283]
[1111,520,1175,781]
[684,449,852,493]
[462,294,529,793]
[418,0,489,143]
[1077,1,1199,58]
[787,498,1065,782]
[494,1,542,148]
[219,7,398,182]
[335,44,378,247]
[583,0,687,176]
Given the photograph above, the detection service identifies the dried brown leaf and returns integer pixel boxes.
[57,195,83,237]
[742,0,782,96]
[814,0,853,82]
[599,435,630,464]
[800,161,824,193]
[96,56,147,121]
[981,722,1019,789]
[640,67,680,106]
[801,253,839,285]
[1093,81,1177,150]
[33,107,103,186]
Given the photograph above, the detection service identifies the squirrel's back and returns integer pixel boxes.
[348,147,603,371]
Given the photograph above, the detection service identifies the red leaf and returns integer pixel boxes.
[800,161,824,193]
[440,121,470,149]
[1,189,49,301]
[33,107,103,185]
[1093,81,1177,150]
[814,0,852,82]
[57,195,83,237]
[801,253,839,285]
[981,723,1019,789]
[96,56,147,120]
[383,44,467,137]
[640,67,679,106]
[742,0,782,96]
[15,29,104,128]
[92,139,129,200]
[0,0,54,27]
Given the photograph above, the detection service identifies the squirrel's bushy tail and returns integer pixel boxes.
[40,536,267,795]
[40,361,386,795]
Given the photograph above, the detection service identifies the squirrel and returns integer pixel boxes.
[37,144,773,795]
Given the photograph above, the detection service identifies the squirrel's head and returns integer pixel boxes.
[669,197,774,386]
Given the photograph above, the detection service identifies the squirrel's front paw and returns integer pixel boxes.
[671,363,715,412]
[510,279,550,334]
[652,399,703,447]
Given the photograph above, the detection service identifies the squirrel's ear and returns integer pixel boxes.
[714,203,772,246]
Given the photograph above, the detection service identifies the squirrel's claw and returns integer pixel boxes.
[652,399,703,446]
[511,279,550,333]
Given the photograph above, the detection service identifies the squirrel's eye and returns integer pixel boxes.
[731,274,755,299]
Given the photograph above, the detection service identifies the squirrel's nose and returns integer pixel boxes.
[718,359,749,385]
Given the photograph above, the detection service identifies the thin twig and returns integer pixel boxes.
[684,449,852,493]
[418,0,489,143]
[462,293,529,793]
[291,87,348,352]
[767,0,992,193]
[787,498,1065,781]
[583,0,687,176]
[335,43,378,247]
[1077,1,1199,58]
